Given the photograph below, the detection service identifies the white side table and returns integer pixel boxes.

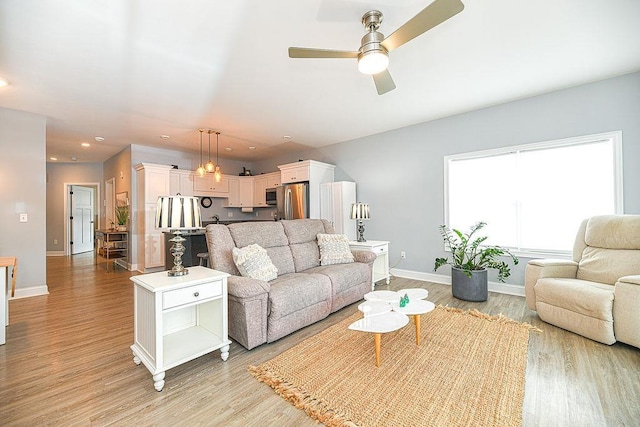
[130,266,231,391]
[349,240,390,289]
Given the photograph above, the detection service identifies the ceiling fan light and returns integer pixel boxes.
[358,50,389,75]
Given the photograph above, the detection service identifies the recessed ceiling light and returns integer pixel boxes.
[49,157,58,161]
[81,142,90,147]
[283,135,292,140]
[160,135,170,140]
[225,147,232,151]
[0,77,9,87]
[248,146,256,150]
[94,136,105,142]
[70,156,78,161]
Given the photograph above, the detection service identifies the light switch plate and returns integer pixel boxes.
[19,213,28,222]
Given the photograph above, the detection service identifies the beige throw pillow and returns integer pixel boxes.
[232,244,278,281]
[317,233,354,266]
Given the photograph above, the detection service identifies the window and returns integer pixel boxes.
[444,131,623,257]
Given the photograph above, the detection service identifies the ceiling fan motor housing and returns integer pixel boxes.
[358,10,389,74]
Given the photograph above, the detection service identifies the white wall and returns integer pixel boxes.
[253,72,640,289]
[0,108,48,297]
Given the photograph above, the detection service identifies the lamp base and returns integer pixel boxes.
[168,268,189,277]
[168,231,189,277]
[356,221,367,242]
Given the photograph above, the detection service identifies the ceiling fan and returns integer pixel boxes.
[288,0,464,95]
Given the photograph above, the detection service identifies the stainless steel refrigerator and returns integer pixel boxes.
[276,182,309,220]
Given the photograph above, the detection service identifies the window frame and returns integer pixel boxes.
[443,131,624,258]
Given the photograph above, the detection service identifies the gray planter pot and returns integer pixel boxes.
[451,266,488,302]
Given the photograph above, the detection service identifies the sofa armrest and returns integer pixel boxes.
[614,275,640,348]
[525,259,578,310]
[227,275,270,299]
[351,249,376,265]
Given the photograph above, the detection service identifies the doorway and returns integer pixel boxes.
[63,182,100,256]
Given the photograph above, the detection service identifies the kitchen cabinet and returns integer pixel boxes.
[253,176,268,207]
[135,163,172,272]
[320,181,357,241]
[266,172,281,188]
[224,176,253,209]
[254,172,281,207]
[278,160,335,218]
[169,169,194,196]
[193,174,229,197]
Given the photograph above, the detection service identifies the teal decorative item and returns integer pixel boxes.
[399,293,409,308]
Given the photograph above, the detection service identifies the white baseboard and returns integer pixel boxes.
[46,251,65,257]
[12,285,49,299]
[390,268,525,297]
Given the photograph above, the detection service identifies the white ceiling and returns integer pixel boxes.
[1,0,639,163]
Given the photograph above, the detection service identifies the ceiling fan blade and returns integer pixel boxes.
[381,0,464,52]
[288,47,359,59]
[373,69,396,95]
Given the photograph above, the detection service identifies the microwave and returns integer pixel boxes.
[265,187,277,206]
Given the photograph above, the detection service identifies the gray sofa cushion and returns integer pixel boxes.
[307,262,371,295]
[205,224,240,275]
[228,222,295,275]
[268,272,332,320]
[281,219,334,272]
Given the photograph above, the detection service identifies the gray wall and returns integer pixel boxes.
[253,71,640,287]
[46,162,103,253]
[0,108,47,296]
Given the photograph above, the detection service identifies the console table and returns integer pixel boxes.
[130,266,231,391]
[95,229,128,272]
[349,240,390,289]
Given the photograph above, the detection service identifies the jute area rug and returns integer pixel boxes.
[249,305,539,427]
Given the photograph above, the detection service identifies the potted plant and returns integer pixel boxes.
[434,222,518,302]
[115,205,128,231]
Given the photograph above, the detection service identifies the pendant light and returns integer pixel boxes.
[214,131,222,182]
[205,130,215,173]
[196,129,206,177]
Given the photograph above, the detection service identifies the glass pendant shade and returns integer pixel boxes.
[196,165,206,177]
[205,160,215,173]
[214,165,222,182]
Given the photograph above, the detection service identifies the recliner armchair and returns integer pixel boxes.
[525,215,640,348]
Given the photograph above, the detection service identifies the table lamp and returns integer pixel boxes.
[155,195,202,276]
[350,202,370,242]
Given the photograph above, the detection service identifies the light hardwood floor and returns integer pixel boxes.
[1,253,639,426]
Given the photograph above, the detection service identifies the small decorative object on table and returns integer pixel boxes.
[399,293,409,307]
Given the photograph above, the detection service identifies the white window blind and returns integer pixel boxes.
[444,131,623,256]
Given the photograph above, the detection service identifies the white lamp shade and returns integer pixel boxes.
[156,196,202,229]
[350,202,370,220]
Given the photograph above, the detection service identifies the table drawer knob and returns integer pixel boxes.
[194,292,200,297]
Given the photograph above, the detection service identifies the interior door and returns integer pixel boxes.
[71,185,95,254]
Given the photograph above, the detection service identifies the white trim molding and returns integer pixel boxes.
[46,251,65,257]
[12,285,49,299]
[390,268,526,298]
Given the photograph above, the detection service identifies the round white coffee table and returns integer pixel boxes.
[349,301,409,367]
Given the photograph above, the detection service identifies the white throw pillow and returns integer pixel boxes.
[317,233,354,266]
[232,244,278,281]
